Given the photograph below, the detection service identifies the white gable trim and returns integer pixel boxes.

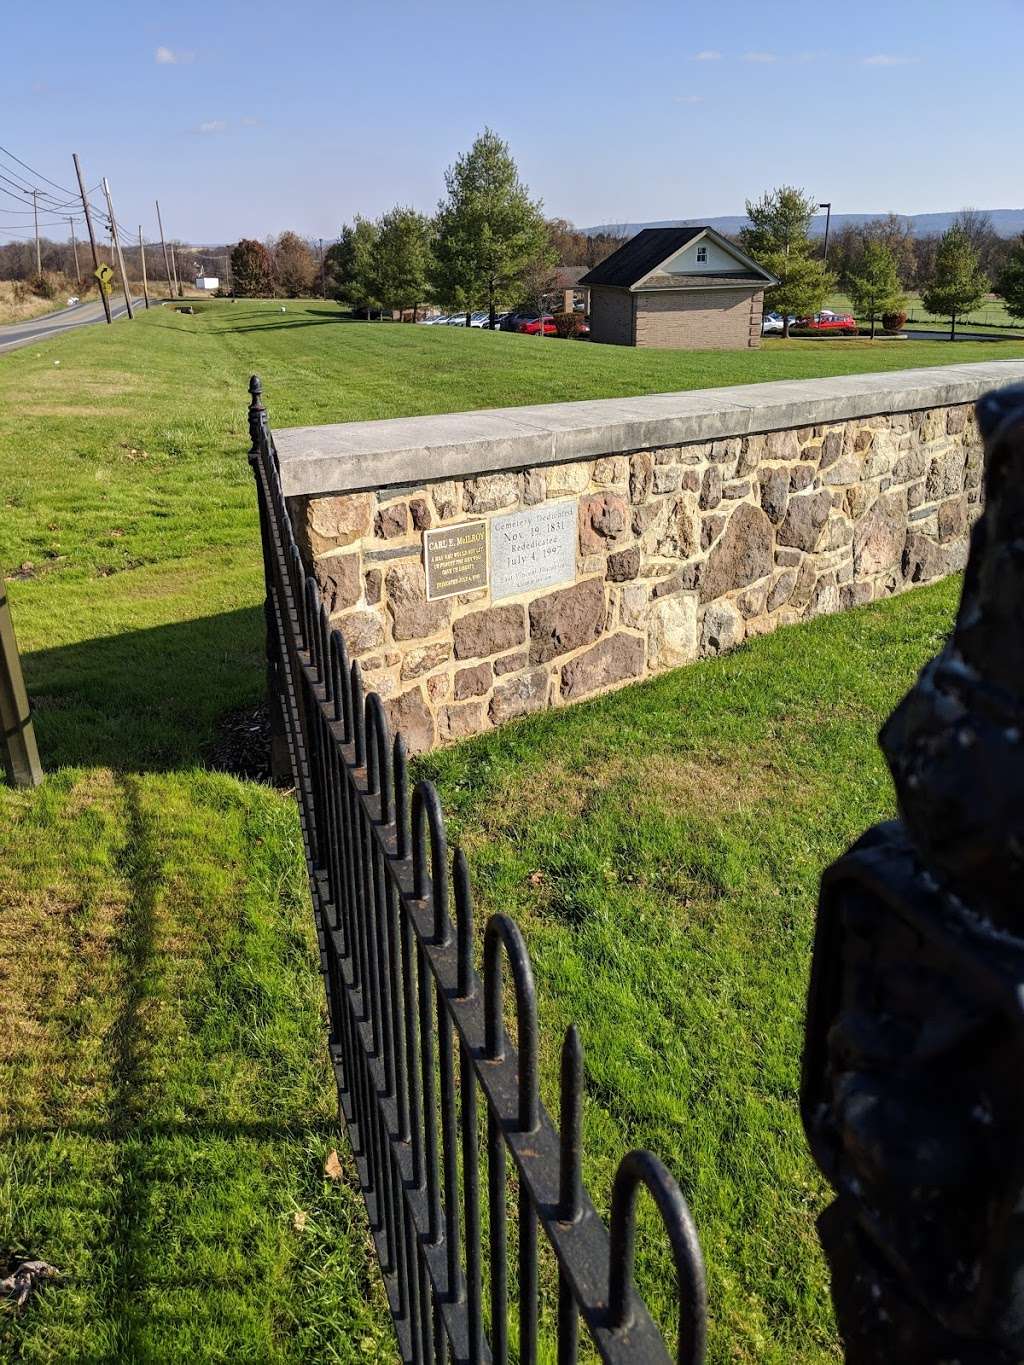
[632,227,778,289]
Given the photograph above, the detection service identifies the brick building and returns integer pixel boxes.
[580,226,777,349]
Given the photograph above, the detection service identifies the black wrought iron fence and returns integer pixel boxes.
[246,375,708,1364]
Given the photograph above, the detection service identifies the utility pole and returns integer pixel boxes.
[31,190,41,275]
[101,177,134,319]
[170,247,180,297]
[139,226,150,309]
[818,201,832,265]
[155,199,174,298]
[68,217,81,282]
[1,580,43,789]
[72,153,111,323]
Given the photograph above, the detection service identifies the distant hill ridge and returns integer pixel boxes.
[584,210,1024,239]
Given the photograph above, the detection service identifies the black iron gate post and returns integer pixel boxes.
[802,382,1024,1364]
[246,376,708,1365]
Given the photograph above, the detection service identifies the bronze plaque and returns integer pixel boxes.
[423,520,488,600]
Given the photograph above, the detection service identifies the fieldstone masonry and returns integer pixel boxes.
[276,363,1024,751]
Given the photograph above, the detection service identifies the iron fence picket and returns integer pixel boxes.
[247,375,708,1365]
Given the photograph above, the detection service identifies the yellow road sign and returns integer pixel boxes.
[94,263,113,284]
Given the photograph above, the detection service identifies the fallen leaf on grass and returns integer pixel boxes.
[324,1149,343,1181]
[529,870,544,887]
[292,1211,308,1232]
[0,1260,61,1310]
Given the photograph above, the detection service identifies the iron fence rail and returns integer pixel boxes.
[247,375,707,1364]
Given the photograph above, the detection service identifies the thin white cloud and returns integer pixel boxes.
[674,94,704,104]
[863,53,919,66]
[742,51,777,62]
[156,45,195,64]
[194,119,228,135]
[239,116,261,128]
[691,50,721,61]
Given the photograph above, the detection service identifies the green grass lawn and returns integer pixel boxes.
[0,301,992,1359]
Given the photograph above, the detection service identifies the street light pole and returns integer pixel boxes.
[818,201,832,265]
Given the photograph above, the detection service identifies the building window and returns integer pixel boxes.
[696,245,708,263]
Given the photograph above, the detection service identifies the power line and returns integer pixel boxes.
[0,143,78,201]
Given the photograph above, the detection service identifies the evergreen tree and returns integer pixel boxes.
[432,129,550,325]
[230,238,273,297]
[370,208,433,320]
[325,218,380,316]
[846,241,904,338]
[921,225,988,340]
[741,185,834,336]
[996,233,1024,322]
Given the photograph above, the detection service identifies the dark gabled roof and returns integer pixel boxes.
[579,227,704,288]
[579,225,777,290]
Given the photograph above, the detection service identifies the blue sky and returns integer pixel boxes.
[1,0,1019,246]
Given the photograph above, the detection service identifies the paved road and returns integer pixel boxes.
[0,296,143,354]
[906,327,1024,343]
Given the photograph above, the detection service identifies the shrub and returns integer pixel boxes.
[553,310,582,339]
[882,310,908,333]
[28,271,63,300]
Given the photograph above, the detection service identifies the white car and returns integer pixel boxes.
[66,296,79,307]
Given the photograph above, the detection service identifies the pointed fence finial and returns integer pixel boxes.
[248,374,265,454]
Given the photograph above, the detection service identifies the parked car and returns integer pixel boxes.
[419,314,449,325]
[500,310,541,332]
[518,315,558,336]
[797,312,857,334]
[762,311,784,334]
[66,296,80,307]
[468,312,489,327]
[483,313,509,329]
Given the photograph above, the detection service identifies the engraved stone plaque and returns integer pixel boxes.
[491,500,577,601]
[423,520,488,600]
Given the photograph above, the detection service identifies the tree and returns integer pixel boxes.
[230,238,273,296]
[921,225,988,340]
[759,249,835,335]
[951,207,1008,279]
[996,233,1024,322]
[741,185,834,336]
[741,185,819,258]
[432,129,551,325]
[862,213,916,287]
[272,231,316,297]
[370,207,432,320]
[325,218,380,316]
[846,241,904,338]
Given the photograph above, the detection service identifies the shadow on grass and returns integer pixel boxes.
[23,606,265,773]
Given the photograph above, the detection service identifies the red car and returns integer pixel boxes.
[798,311,858,334]
[518,314,558,335]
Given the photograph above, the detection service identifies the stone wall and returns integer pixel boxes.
[279,371,1005,752]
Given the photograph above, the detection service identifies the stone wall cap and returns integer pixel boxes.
[273,360,1024,496]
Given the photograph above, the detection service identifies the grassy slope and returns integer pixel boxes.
[0,302,993,1359]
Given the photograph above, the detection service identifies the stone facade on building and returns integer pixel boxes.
[281,373,1000,752]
